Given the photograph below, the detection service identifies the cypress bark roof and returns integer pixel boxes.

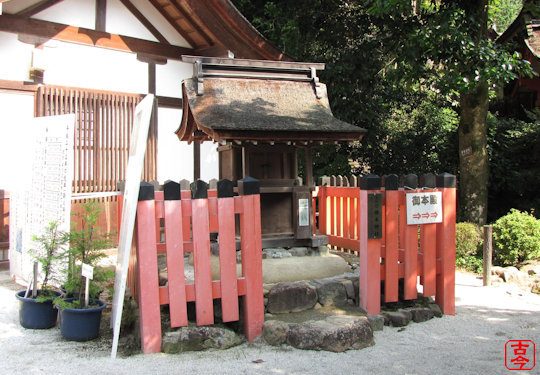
[176,76,366,143]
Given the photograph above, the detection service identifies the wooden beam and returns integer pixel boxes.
[0,14,194,60]
[194,142,200,181]
[147,0,197,48]
[95,0,106,32]
[156,96,182,109]
[148,62,156,94]
[119,0,169,44]
[168,0,214,46]
[0,78,39,93]
[16,0,64,18]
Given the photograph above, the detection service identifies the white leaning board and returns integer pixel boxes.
[110,95,154,359]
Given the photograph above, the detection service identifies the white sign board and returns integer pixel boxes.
[406,191,443,225]
[81,263,94,280]
[298,198,309,226]
[9,114,74,284]
[110,95,154,359]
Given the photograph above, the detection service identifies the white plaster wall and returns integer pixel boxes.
[0,92,36,190]
[0,0,220,184]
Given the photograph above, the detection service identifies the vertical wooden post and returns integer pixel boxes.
[318,176,330,235]
[359,174,382,315]
[95,0,107,32]
[305,147,314,187]
[238,177,264,342]
[384,175,399,303]
[483,225,493,287]
[194,143,201,182]
[421,173,437,297]
[403,174,419,300]
[135,182,162,354]
[217,179,239,322]
[190,180,214,326]
[435,173,456,315]
[163,180,188,327]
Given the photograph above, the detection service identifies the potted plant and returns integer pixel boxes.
[16,221,68,329]
[56,202,114,341]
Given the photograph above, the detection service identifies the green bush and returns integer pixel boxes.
[455,222,483,273]
[492,209,540,267]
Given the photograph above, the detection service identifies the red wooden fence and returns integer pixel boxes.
[315,173,456,316]
[127,178,264,354]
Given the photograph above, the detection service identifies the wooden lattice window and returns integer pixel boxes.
[36,86,157,193]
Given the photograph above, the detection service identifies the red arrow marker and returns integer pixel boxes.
[422,213,430,219]
[430,212,438,218]
[413,213,421,220]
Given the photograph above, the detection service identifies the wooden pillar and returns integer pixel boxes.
[435,173,456,315]
[194,142,201,181]
[305,147,313,187]
[95,0,107,32]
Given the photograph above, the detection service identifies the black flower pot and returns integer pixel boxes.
[58,298,107,341]
[16,290,61,329]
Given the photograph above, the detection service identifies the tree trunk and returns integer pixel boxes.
[458,83,489,225]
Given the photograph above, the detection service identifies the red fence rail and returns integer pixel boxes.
[314,173,456,316]
[127,178,264,353]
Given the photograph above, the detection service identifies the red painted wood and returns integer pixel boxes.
[330,195,335,237]
[218,197,240,322]
[336,195,342,238]
[343,196,349,239]
[436,186,456,315]
[191,198,214,326]
[404,192,419,300]
[158,279,248,305]
[164,200,188,327]
[385,190,399,302]
[209,197,219,232]
[181,192,191,247]
[398,189,406,255]
[155,199,163,243]
[135,200,162,354]
[359,189,381,315]
[349,196,356,240]
[319,186,327,235]
[422,222,437,297]
[240,194,264,342]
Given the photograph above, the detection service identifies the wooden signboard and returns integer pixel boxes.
[9,114,74,284]
[110,95,154,359]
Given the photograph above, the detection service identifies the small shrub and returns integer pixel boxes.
[492,209,540,267]
[455,222,483,273]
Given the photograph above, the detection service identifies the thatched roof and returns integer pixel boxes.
[176,77,366,144]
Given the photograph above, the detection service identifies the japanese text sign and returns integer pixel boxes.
[406,191,443,225]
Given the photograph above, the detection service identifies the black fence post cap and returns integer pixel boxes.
[360,174,381,190]
[404,174,418,189]
[238,176,260,195]
[191,180,208,199]
[421,173,436,189]
[138,182,155,201]
[163,180,181,200]
[217,179,234,198]
[436,173,457,188]
[384,174,399,190]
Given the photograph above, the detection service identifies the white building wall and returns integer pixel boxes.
[0,0,219,186]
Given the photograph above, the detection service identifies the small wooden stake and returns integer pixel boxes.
[32,262,38,298]
[483,225,493,286]
[84,276,90,308]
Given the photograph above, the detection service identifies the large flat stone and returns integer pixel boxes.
[162,326,243,353]
[310,279,348,306]
[267,282,318,314]
[286,315,374,352]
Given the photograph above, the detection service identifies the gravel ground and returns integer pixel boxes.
[1,270,539,375]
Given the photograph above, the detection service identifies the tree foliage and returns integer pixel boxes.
[232,0,536,222]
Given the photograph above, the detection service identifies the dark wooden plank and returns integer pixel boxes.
[95,0,106,32]
[120,0,169,44]
[0,14,194,60]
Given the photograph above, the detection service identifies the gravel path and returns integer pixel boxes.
[1,270,538,375]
